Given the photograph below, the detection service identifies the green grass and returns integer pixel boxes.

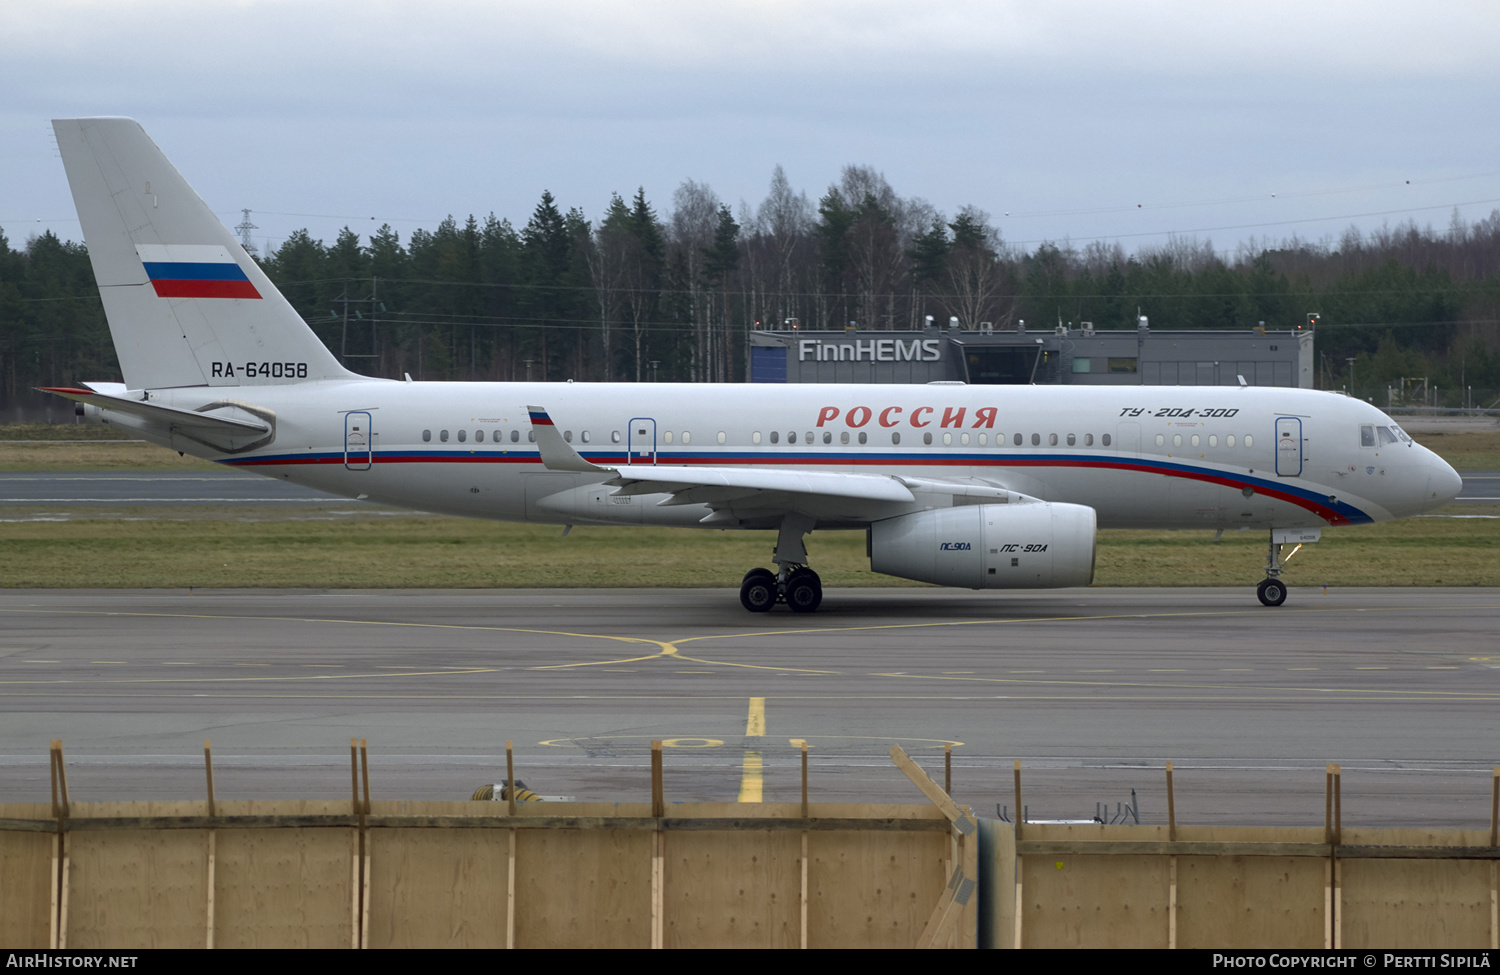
[1,425,1495,589]
[0,505,1494,588]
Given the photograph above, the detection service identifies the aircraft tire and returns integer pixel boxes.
[786,570,822,613]
[740,569,777,613]
[1257,578,1287,607]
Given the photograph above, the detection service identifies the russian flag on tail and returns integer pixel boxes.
[135,244,261,299]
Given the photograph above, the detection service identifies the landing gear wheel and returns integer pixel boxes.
[785,567,823,613]
[739,568,776,613]
[1257,578,1287,607]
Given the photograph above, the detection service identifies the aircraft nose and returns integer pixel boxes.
[1428,460,1463,506]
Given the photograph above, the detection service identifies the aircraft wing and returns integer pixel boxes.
[526,406,1045,515]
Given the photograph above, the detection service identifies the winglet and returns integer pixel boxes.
[526,406,611,473]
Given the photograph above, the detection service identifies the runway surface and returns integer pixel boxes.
[0,468,1496,508]
[2,587,1498,828]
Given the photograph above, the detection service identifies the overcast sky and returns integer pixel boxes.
[3,0,1497,259]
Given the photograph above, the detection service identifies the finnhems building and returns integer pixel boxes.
[749,318,1314,388]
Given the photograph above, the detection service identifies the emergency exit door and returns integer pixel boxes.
[1275,416,1302,477]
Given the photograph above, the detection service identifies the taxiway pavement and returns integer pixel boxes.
[2,587,1497,828]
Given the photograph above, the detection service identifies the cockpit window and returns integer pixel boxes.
[1392,425,1412,444]
[1360,425,1376,447]
[1378,426,1399,445]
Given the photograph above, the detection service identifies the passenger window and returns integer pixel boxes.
[458,429,467,443]
[1209,435,1218,447]
[805,431,813,444]
[788,431,797,444]
[511,430,521,443]
[858,432,867,444]
[978,433,987,446]
[563,430,572,443]
[440,430,449,442]
[528,430,536,443]
[1048,433,1058,446]
[838,431,847,445]
[422,430,431,442]
[769,431,778,444]
[581,430,590,443]
[1226,435,1235,447]
[892,432,901,445]
[1084,434,1093,446]
[960,432,970,446]
[825,431,833,444]
[1031,433,1040,446]
[717,431,726,444]
[1172,434,1182,447]
[1244,435,1253,448]
[1190,434,1199,447]
[1102,433,1112,447]
[1014,433,1023,446]
[1155,435,1165,447]
[681,431,691,445]
[476,429,485,443]
[753,431,762,445]
[942,432,951,446]
[1066,433,1075,446]
[923,432,933,445]
[663,431,673,444]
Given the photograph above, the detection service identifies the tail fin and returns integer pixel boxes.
[52,118,355,390]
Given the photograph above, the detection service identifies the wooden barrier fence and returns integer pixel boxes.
[0,740,979,949]
[10,743,1500,948]
[980,762,1500,948]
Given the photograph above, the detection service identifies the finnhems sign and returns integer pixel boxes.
[797,339,943,363]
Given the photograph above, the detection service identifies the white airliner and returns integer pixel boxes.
[42,118,1463,612]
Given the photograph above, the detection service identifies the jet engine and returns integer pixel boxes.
[869,502,1097,589]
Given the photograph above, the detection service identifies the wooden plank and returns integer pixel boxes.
[506,741,516,818]
[1339,827,1493,948]
[204,831,215,949]
[0,818,63,833]
[662,829,799,948]
[364,827,510,948]
[805,828,947,949]
[49,834,60,949]
[889,746,967,826]
[1491,861,1497,950]
[58,852,69,949]
[514,826,651,948]
[915,865,969,948]
[799,832,808,949]
[62,824,209,948]
[0,804,54,948]
[651,741,664,819]
[651,830,663,949]
[349,830,360,950]
[506,829,516,949]
[209,823,356,949]
[1021,838,1170,948]
[1019,840,1331,857]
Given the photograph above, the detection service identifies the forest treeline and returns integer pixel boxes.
[4,163,1500,411]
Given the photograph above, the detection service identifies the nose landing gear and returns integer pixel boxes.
[1257,531,1290,606]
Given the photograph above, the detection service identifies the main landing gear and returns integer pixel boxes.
[739,514,823,613]
[1257,531,1289,607]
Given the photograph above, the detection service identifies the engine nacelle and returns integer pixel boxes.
[869,502,1097,589]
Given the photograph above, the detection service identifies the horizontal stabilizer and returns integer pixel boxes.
[38,386,274,453]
